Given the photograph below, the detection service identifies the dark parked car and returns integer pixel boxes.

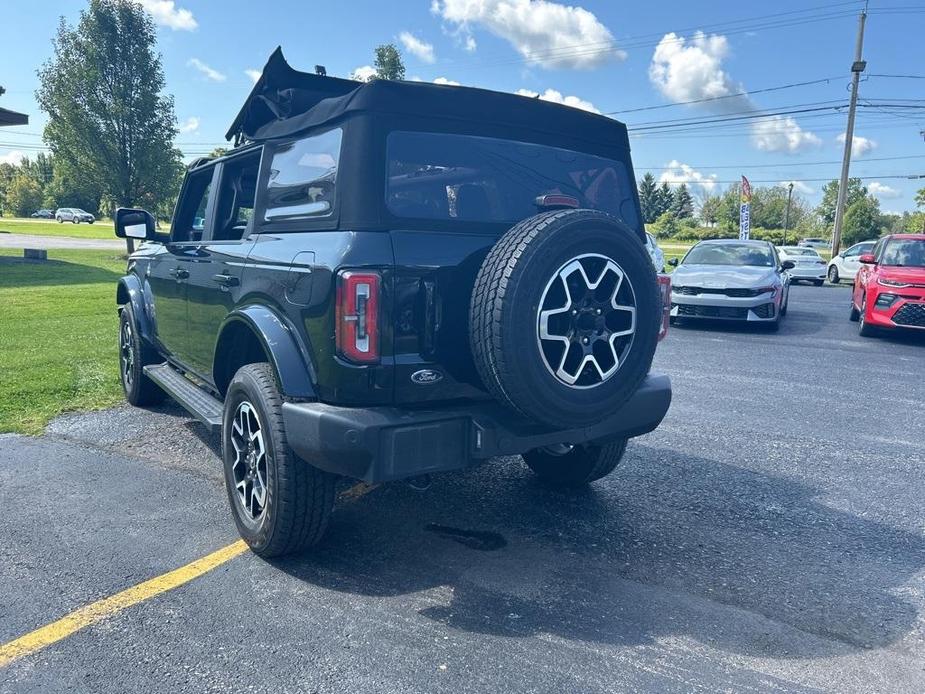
[114,49,672,557]
[55,207,95,224]
[31,209,54,219]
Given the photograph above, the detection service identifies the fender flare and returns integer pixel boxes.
[116,275,154,343]
[216,305,316,399]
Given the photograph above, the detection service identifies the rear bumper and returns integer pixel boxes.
[282,373,672,483]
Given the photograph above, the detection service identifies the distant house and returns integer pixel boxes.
[0,106,28,127]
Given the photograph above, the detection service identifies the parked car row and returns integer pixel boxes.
[27,208,97,223]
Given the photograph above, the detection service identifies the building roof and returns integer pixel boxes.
[0,107,28,127]
[226,48,629,151]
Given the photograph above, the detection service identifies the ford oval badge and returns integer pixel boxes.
[411,369,443,385]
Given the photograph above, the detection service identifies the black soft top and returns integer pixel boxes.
[226,48,630,151]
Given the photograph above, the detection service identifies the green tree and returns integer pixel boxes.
[6,174,44,216]
[20,153,55,188]
[374,44,405,81]
[43,157,103,213]
[638,172,659,224]
[671,183,694,219]
[36,0,182,212]
[699,193,722,227]
[817,178,866,225]
[651,210,679,238]
[0,162,17,216]
[915,187,925,210]
[656,181,674,218]
[842,195,882,246]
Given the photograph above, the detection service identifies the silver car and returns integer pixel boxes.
[55,207,96,224]
[777,246,826,285]
[668,239,793,330]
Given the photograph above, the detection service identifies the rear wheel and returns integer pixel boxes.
[828,265,840,284]
[471,210,659,429]
[222,363,336,557]
[523,440,628,487]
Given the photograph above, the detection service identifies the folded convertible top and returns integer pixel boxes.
[226,48,630,150]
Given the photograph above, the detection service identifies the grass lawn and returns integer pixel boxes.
[0,248,126,434]
[0,217,114,240]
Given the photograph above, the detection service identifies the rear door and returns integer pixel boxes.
[184,148,262,380]
[384,129,642,405]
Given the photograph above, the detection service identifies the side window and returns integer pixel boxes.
[172,167,214,242]
[843,245,859,258]
[211,150,261,241]
[264,128,342,222]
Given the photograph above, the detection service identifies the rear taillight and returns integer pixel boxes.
[657,274,671,341]
[336,270,380,363]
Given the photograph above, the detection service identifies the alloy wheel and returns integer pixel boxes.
[119,319,134,388]
[828,266,839,283]
[230,401,269,521]
[537,253,637,388]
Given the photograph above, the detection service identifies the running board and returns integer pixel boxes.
[143,363,223,434]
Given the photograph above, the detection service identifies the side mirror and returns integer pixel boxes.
[781,260,796,270]
[115,207,158,241]
[859,253,876,265]
[667,257,679,267]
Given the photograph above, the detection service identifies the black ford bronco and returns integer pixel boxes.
[114,49,672,557]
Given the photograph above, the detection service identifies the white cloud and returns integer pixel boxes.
[351,65,377,82]
[433,77,461,86]
[751,115,821,153]
[399,32,436,64]
[659,160,718,193]
[837,132,877,157]
[0,150,26,166]
[464,35,477,52]
[779,180,816,195]
[516,88,599,114]
[868,181,901,199]
[432,0,622,69]
[187,58,226,82]
[137,0,197,31]
[649,31,747,110]
[245,69,262,84]
[177,116,199,134]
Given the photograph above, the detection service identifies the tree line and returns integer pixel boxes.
[638,172,925,247]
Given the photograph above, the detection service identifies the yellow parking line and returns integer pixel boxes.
[0,540,248,668]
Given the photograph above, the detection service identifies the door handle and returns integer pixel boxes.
[168,267,189,280]
[211,273,239,287]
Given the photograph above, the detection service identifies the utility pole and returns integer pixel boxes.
[831,3,868,256]
[783,182,794,246]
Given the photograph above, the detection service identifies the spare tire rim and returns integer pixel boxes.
[230,401,269,521]
[537,253,637,388]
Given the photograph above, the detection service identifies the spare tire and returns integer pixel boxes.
[470,209,659,429]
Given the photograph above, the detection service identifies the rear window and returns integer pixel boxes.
[386,131,639,228]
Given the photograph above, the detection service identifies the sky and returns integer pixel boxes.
[1,0,923,212]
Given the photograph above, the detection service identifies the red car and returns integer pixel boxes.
[851,234,925,336]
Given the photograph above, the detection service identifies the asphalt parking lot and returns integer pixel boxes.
[2,285,924,693]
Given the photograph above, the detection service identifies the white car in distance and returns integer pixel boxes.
[827,240,876,284]
[777,246,827,286]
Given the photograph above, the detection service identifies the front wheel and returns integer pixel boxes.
[222,363,336,557]
[119,305,165,406]
[857,296,877,337]
[522,440,627,487]
[828,266,840,284]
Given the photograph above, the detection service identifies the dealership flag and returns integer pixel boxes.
[739,176,752,240]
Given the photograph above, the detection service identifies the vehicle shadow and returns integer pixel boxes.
[272,444,925,659]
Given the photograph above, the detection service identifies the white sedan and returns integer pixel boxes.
[826,240,876,284]
[778,246,827,285]
[645,232,665,272]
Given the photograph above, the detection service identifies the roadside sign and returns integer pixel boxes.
[739,176,751,240]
